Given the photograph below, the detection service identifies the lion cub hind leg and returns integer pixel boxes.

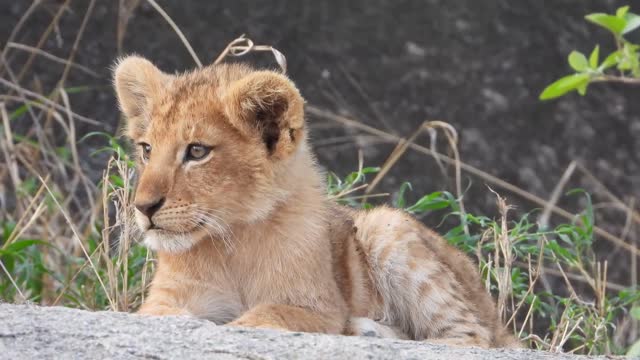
[353,207,496,348]
[346,317,409,340]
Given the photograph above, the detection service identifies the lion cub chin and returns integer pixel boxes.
[113,56,519,348]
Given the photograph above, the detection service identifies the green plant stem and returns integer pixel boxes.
[592,76,640,84]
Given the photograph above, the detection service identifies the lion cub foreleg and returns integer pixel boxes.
[137,287,191,316]
[138,302,190,316]
[229,304,345,334]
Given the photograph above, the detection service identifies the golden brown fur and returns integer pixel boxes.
[113,56,519,348]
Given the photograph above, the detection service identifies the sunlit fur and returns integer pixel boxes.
[113,56,519,348]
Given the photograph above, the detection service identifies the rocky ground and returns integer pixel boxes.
[0,304,607,359]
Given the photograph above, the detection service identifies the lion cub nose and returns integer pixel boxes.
[135,197,166,219]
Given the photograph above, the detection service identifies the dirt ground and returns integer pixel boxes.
[1,1,638,279]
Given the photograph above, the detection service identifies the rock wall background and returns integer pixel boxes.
[1,1,638,278]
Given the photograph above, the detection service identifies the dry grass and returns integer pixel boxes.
[0,1,638,356]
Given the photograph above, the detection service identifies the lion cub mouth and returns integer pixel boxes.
[134,203,232,253]
[134,213,203,253]
[142,227,202,253]
[144,219,204,234]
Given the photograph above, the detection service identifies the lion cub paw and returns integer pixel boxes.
[137,305,193,317]
[346,317,409,340]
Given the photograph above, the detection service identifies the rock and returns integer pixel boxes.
[0,303,600,359]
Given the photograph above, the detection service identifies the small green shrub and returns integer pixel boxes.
[541,5,640,100]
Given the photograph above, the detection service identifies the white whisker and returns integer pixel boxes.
[190,205,235,253]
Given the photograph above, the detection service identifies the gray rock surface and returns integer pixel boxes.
[0,303,601,359]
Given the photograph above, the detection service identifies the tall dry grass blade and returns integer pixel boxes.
[538,161,577,229]
[100,160,117,308]
[364,120,461,217]
[145,0,202,67]
[626,199,638,343]
[117,0,142,53]
[0,103,22,199]
[213,34,287,73]
[513,261,626,291]
[4,202,47,251]
[0,259,25,302]
[0,79,99,125]
[518,295,537,339]
[576,163,640,225]
[0,54,50,152]
[14,0,72,82]
[36,175,115,310]
[338,65,393,132]
[6,42,100,77]
[51,243,104,308]
[490,189,514,323]
[424,121,467,235]
[0,0,41,74]
[42,0,95,129]
[59,88,97,222]
[364,125,422,196]
[115,155,135,310]
[557,316,584,352]
[507,251,544,328]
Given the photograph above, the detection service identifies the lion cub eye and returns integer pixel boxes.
[185,144,212,161]
[138,142,151,163]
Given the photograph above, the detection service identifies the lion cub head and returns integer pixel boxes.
[113,56,306,253]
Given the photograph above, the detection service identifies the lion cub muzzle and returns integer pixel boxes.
[135,196,165,226]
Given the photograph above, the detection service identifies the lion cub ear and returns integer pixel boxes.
[223,71,305,159]
[113,56,168,138]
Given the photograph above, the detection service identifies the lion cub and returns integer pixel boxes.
[113,56,517,348]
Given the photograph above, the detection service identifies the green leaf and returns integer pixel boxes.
[79,131,114,143]
[55,146,71,161]
[623,13,640,34]
[539,74,590,100]
[63,86,92,94]
[628,339,640,357]
[360,167,380,174]
[589,46,599,68]
[585,13,627,35]
[395,182,412,208]
[577,81,589,96]
[600,51,620,70]
[406,192,451,213]
[616,6,630,18]
[9,104,30,120]
[344,167,379,185]
[546,240,576,264]
[0,239,48,255]
[618,42,640,75]
[108,174,125,189]
[631,306,640,320]
[568,51,589,71]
